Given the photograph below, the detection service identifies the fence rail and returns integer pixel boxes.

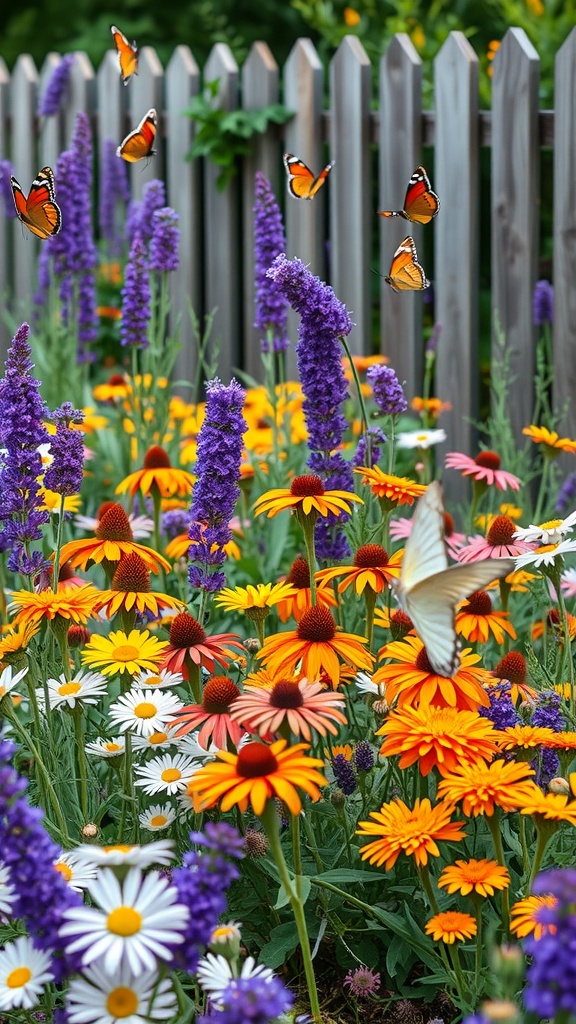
[1,28,576,464]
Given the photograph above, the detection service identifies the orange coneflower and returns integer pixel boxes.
[376,704,500,777]
[373,636,492,712]
[229,678,347,741]
[276,556,337,623]
[354,468,427,508]
[316,544,403,595]
[523,425,576,457]
[93,552,186,620]
[438,859,510,898]
[257,607,374,690]
[425,912,477,944]
[254,474,362,521]
[165,532,241,562]
[160,611,244,679]
[116,445,195,498]
[492,651,538,704]
[57,503,170,575]
[357,797,466,870]
[436,759,536,817]
[172,676,245,749]
[455,590,517,644]
[9,584,102,628]
[510,895,558,939]
[187,738,327,815]
[373,607,415,639]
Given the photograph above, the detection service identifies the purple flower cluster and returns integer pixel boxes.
[366,364,407,416]
[253,173,289,353]
[531,691,565,784]
[332,754,357,795]
[0,733,82,980]
[171,822,244,973]
[162,508,191,539]
[354,741,375,773]
[0,159,16,218]
[0,323,50,575]
[524,869,576,1016]
[99,139,130,253]
[533,279,554,327]
[200,975,294,1024]
[268,255,354,559]
[479,684,519,731]
[120,235,151,348]
[352,426,388,468]
[127,180,166,245]
[38,54,75,117]
[555,471,576,514]
[150,207,180,272]
[188,378,247,593]
[43,403,85,497]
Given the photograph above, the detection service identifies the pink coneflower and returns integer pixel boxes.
[389,512,466,555]
[457,516,534,563]
[171,675,246,749]
[229,678,347,741]
[343,965,381,998]
[445,450,521,491]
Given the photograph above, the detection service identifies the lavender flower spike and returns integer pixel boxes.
[43,403,85,497]
[0,160,16,218]
[533,279,554,327]
[188,377,247,594]
[120,234,151,348]
[99,138,130,250]
[367,364,408,416]
[150,207,180,272]
[38,54,75,117]
[253,173,289,353]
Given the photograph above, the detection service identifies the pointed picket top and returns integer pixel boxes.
[165,44,202,387]
[10,54,40,309]
[0,56,11,360]
[434,32,480,497]
[202,43,241,381]
[97,49,127,158]
[379,34,423,396]
[330,35,372,356]
[242,40,280,377]
[37,54,64,169]
[553,26,576,439]
[491,27,539,441]
[128,46,164,196]
[63,51,95,145]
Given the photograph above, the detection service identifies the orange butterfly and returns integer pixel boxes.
[110,25,139,85]
[379,166,440,225]
[283,153,334,200]
[116,109,157,163]
[384,236,430,292]
[11,166,62,240]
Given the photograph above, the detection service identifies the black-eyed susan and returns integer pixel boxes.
[373,636,492,712]
[455,590,517,644]
[116,445,195,499]
[57,503,170,575]
[523,425,576,457]
[316,544,403,595]
[93,553,186,621]
[254,474,362,520]
[187,739,327,816]
[354,468,427,508]
[257,607,374,690]
[80,629,169,677]
[510,895,558,939]
[93,373,131,403]
[436,759,536,817]
[9,585,102,628]
[425,911,477,944]
[438,858,510,898]
[376,704,500,776]
[276,556,337,623]
[357,797,466,870]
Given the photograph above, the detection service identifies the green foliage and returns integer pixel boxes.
[183,79,293,190]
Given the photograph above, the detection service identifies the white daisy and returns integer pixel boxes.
[514,538,576,570]
[355,672,381,696]
[173,731,219,760]
[37,442,53,469]
[74,513,154,539]
[0,936,54,1010]
[177,790,195,818]
[46,670,107,709]
[139,804,177,832]
[66,963,177,1024]
[131,730,178,752]
[59,867,189,976]
[85,737,126,758]
[0,664,28,699]
[513,511,576,546]
[134,753,200,795]
[0,862,17,917]
[71,840,175,869]
[197,952,274,1002]
[54,852,98,892]
[108,687,184,737]
[133,667,185,689]
[396,428,447,450]
[210,920,242,946]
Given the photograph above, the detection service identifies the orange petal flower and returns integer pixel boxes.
[58,503,170,574]
[357,797,466,870]
[316,544,403,596]
[510,895,558,938]
[254,474,362,520]
[438,858,510,897]
[455,590,517,644]
[116,445,195,498]
[229,678,347,741]
[373,636,491,712]
[436,759,536,817]
[376,704,500,776]
[425,911,477,944]
[354,468,427,506]
[160,612,244,678]
[9,584,102,627]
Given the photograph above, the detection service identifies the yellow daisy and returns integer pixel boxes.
[80,629,169,677]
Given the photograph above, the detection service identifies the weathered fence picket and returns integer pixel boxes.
[0,27,573,455]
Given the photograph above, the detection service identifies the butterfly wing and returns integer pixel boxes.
[117,109,157,163]
[111,25,139,85]
[283,153,334,200]
[384,236,429,292]
[402,166,440,224]
[398,481,449,592]
[11,167,61,240]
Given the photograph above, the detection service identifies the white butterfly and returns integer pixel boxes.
[393,481,515,677]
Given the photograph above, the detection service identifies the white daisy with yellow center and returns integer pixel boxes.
[108,687,184,737]
[66,963,177,1024]
[85,737,126,759]
[53,852,98,892]
[515,538,576,570]
[514,511,576,546]
[139,804,177,832]
[0,665,28,701]
[396,428,447,450]
[196,952,275,1002]
[0,863,16,917]
[134,752,201,796]
[133,667,184,689]
[71,840,175,870]
[59,868,189,975]
[132,730,176,752]
[46,670,107,709]
[0,936,54,1010]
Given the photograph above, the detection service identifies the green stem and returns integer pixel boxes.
[387,417,396,476]
[72,706,89,820]
[487,811,510,932]
[447,942,472,1008]
[300,810,325,874]
[299,514,319,605]
[187,660,203,704]
[260,802,321,1022]
[118,731,135,842]
[474,900,483,993]
[340,335,369,441]
[51,510,66,593]
[528,822,555,889]
[364,587,377,654]
[556,583,575,719]
[3,706,70,842]
[417,862,440,914]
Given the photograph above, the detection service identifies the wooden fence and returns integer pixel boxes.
[0,28,576,462]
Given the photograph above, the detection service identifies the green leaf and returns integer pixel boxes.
[259,922,300,969]
[313,868,384,884]
[274,877,311,909]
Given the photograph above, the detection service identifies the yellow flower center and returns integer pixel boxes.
[7,967,32,989]
[134,701,158,719]
[535,544,558,555]
[104,845,133,854]
[161,768,182,783]
[540,519,562,530]
[105,743,123,752]
[145,675,162,686]
[54,862,73,881]
[58,682,82,695]
[106,987,139,1017]
[149,732,169,745]
[106,906,143,936]
[150,814,168,827]
[113,645,140,662]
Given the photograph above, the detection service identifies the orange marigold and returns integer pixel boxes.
[357,797,466,870]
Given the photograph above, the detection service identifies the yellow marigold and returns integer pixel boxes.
[9,585,101,628]
[357,797,466,870]
[81,629,169,677]
[215,582,297,613]
[0,621,40,658]
[518,782,576,826]
[497,725,558,751]
[523,425,576,455]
